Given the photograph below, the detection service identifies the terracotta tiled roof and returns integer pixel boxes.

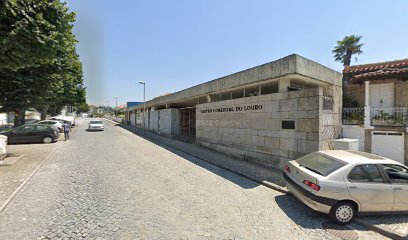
[344,58,408,74]
[351,67,408,82]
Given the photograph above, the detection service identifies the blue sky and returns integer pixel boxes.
[65,0,408,106]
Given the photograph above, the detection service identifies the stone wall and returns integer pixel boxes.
[320,85,343,149]
[196,88,324,169]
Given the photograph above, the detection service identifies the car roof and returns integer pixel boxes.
[18,124,51,128]
[317,150,400,165]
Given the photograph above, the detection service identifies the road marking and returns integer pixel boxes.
[0,145,59,214]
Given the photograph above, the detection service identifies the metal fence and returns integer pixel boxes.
[370,107,408,126]
[342,108,364,125]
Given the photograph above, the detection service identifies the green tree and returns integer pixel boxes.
[0,0,87,125]
[332,35,364,66]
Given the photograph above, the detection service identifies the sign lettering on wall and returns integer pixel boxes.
[200,104,263,114]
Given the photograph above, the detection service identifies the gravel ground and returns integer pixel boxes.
[0,119,389,239]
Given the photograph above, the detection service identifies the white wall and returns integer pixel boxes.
[130,113,135,126]
[0,113,7,125]
[151,110,160,132]
[342,125,365,151]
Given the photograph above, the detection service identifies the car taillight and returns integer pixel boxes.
[284,165,290,173]
[303,180,321,191]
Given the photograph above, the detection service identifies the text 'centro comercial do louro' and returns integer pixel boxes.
[200,104,263,114]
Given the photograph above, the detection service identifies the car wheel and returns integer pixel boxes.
[43,136,53,144]
[329,202,355,224]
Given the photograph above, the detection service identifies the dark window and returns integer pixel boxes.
[210,94,221,102]
[35,125,49,131]
[245,86,259,97]
[282,120,295,129]
[348,165,385,183]
[231,89,244,99]
[261,82,278,95]
[323,95,334,111]
[15,126,36,133]
[380,164,408,184]
[220,92,231,101]
[198,96,208,104]
[296,153,347,176]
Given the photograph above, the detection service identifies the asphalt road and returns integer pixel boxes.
[0,119,386,239]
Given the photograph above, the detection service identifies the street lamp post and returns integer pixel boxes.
[105,100,109,118]
[114,96,118,121]
[139,81,146,132]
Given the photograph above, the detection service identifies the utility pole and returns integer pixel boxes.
[114,96,118,121]
[139,81,146,132]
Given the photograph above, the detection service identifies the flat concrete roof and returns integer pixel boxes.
[128,54,342,110]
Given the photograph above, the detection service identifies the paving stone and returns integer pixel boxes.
[0,119,390,239]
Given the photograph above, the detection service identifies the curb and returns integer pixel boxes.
[354,219,406,240]
[0,146,59,214]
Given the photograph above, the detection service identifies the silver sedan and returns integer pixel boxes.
[283,150,408,224]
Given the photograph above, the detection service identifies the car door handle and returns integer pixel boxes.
[393,187,403,191]
[349,186,358,189]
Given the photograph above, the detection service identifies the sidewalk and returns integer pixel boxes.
[119,124,287,192]
[0,142,60,211]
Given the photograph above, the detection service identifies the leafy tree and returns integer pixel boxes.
[332,35,364,66]
[0,0,87,125]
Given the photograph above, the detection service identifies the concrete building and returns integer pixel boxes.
[125,54,342,169]
[342,58,408,165]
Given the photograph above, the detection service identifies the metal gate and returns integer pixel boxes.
[180,108,196,139]
[371,131,405,164]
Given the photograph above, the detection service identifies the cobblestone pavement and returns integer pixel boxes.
[0,133,63,207]
[0,120,387,239]
[359,215,408,239]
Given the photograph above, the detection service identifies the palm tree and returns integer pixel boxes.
[332,35,364,66]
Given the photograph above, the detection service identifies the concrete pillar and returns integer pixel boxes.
[279,79,290,92]
[364,81,371,128]
[365,81,370,107]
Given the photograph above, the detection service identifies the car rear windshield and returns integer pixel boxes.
[90,121,102,124]
[296,153,347,176]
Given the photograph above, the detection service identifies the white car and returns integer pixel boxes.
[283,150,408,224]
[88,120,105,131]
[35,120,63,132]
[50,116,76,126]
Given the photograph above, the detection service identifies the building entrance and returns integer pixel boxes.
[180,108,196,140]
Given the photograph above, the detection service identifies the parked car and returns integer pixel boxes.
[35,120,63,132]
[283,150,408,224]
[50,118,72,127]
[0,124,59,144]
[88,120,105,131]
[51,116,76,126]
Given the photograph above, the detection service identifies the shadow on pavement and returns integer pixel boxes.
[359,214,408,239]
[115,124,259,189]
[275,194,366,239]
[275,194,326,228]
